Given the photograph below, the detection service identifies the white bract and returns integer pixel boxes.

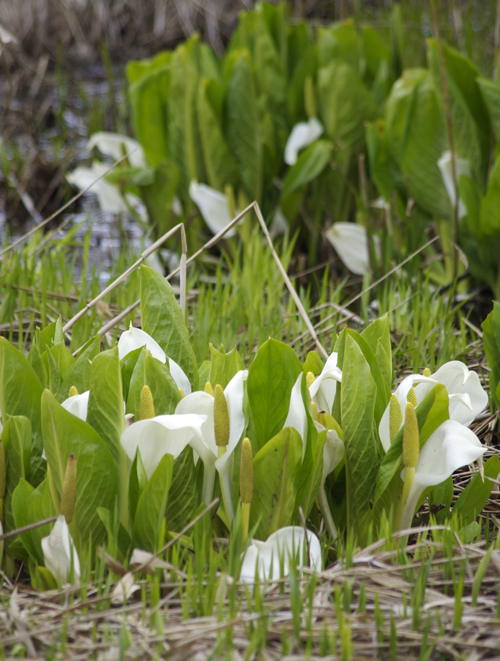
[325,222,381,275]
[309,352,342,415]
[118,325,191,395]
[175,370,247,520]
[61,391,90,422]
[437,151,471,220]
[398,420,487,530]
[379,361,487,452]
[240,526,322,583]
[283,373,308,458]
[67,162,130,214]
[284,117,324,166]
[120,413,208,481]
[189,181,239,237]
[41,515,80,585]
[87,132,146,168]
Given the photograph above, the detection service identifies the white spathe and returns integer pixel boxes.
[120,413,207,481]
[175,370,248,518]
[189,181,238,237]
[117,324,191,395]
[284,117,324,166]
[309,352,342,415]
[325,222,381,276]
[413,361,487,427]
[379,361,487,452]
[322,428,344,484]
[41,515,81,585]
[61,391,90,422]
[240,526,322,583]
[283,373,308,458]
[66,161,136,214]
[398,420,487,530]
[87,132,146,168]
[437,151,471,220]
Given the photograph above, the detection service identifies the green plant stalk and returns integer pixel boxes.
[317,484,338,541]
[118,446,129,532]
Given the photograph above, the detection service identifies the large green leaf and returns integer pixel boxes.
[251,427,303,540]
[374,383,450,504]
[165,445,202,533]
[341,335,379,544]
[360,315,392,393]
[225,49,262,202]
[247,338,303,452]
[56,335,101,403]
[197,78,238,191]
[282,140,332,200]
[482,302,500,410]
[2,416,31,535]
[294,424,326,521]
[208,344,245,390]
[87,346,125,464]
[0,337,44,485]
[127,348,181,417]
[168,36,204,197]
[41,390,118,550]
[480,156,500,235]
[478,77,500,143]
[140,264,199,390]
[134,453,173,551]
[428,40,490,182]
[318,60,377,147]
[43,344,74,394]
[453,455,500,527]
[12,478,55,565]
[317,21,360,71]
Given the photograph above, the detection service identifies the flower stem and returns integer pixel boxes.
[317,484,338,541]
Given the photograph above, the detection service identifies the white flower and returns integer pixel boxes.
[189,181,239,237]
[437,151,471,220]
[66,162,143,214]
[120,413,207,481]
[283,373,308,458]
[240,526,322,583]
[175,370,248,519]
[325,222,381,275]
[87,132,146,168]
[379,362,487,452]
[398,420,487,530]
[284,118,324,166]
[309,352,342,415]
[117,324,191,395]
[61,391,90,421]
[41,515,80,585]
[321,428,344,484]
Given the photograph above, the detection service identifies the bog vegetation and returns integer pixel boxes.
[1,2,500,659]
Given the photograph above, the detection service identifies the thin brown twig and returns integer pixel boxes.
[0,516,57,542]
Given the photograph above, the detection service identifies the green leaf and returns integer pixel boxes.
[96,507,132,561]
[56,335,101,403]
[44,344,74,394]
[0,337,44,485]
[87,347,124,464]
[251,427,303,540]
[453,455,500,527]
[197,78,238,191]
[12,478,55,565]
[134,453,174,551]
[374,383,450,504]
[139,161,180,232]
[247,338,303,452]
[41,389,118,550]
[428,476,454,524]
[341,335,379,544]
[478,77,500,143]
[318,60,377,146]
[140,264,199,391]
[128,449,148,525]
[208,344,245,390]
[345,329,390,427]
[105,166,156,188]
[128,58,170,167]
[360,315,392,392]
[482,302,500,409]
[481,156,500,235]
[127,348,181,417]
[27,343,48,389]
[294,425,326,521]
[225,49,262,202]
[303,351,324,376]
[165,445,202,533]
[282,140,332,200]
[2,416,32,536]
